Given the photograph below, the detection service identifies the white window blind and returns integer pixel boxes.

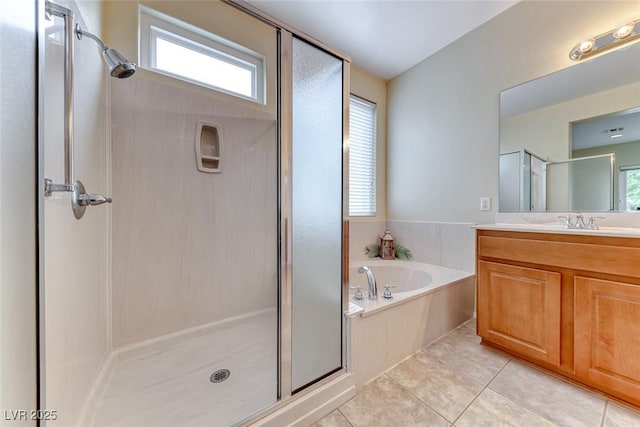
[349,95,377,216]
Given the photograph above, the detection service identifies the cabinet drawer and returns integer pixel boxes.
[478,235,640,278]
[478,261,561,366]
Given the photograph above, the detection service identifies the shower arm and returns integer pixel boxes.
[75,26,107,51]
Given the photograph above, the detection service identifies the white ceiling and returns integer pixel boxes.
[243,0,518,80]
[572,110,640,151]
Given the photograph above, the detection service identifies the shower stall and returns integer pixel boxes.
[39,1,349,426]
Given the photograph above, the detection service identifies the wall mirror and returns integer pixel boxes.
[499,41,640,212]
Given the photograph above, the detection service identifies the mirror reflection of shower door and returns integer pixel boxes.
[499,152,521,211]
[522,152,532,211]
[569,155,614,211]
[291,36,344,392]
[530,155,546,211]
[500,151,546,211]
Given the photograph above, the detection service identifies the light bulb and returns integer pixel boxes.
[578,39,595,53]
[613,23,634,40]
[570,39,595,60]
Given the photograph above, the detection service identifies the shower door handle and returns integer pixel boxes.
[72,180,111,219]
[78,192,112,206]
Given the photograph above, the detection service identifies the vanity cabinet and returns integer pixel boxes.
[476,229,640,408]
[477,261,560,365]
[574,276,640,401]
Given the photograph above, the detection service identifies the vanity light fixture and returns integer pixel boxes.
[570,18,640,61]
[610,133,623,139]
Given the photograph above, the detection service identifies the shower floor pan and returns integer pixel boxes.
[91,309,277,427]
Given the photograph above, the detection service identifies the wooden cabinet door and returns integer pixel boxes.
[575,276,640,405]
[478,261,561,365]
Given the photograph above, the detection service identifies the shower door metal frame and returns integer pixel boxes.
[227,1,351,424]
[279,29,294,400]
[278,29,351,402]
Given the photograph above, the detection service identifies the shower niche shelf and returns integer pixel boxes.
[196,122,222,173]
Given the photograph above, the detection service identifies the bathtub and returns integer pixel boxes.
[346,260,475,386]
[348,260,474,317]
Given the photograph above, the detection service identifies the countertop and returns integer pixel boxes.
[475,223,640,238]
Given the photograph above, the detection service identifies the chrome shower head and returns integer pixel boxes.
[75,24,136,79]
[103,48,136,79]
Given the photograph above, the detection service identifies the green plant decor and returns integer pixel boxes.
[394,245,413,260]
[364,244,380,258]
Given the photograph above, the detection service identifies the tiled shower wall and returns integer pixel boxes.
[111,73,277,347]
[349,220,476,273]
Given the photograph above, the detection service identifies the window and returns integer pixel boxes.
[619,166,640,210]
[139,6,265,103]
[349,95,377,216]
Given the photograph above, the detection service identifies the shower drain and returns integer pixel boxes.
[210,369,231,383]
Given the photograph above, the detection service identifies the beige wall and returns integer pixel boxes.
[103,0,277,114]
[0,2,37,425]
[350,65,387,220]
[387,0,640,223]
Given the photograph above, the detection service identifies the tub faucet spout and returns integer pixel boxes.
[358,266,378,299]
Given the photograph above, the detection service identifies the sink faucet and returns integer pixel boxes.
[358,266,378,299]
[559,213,604,230]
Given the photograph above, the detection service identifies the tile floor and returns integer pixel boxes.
[314,319,640,427]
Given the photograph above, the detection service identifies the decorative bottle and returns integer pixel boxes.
[380,230,395,260]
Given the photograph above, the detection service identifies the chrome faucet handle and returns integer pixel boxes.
[586,215,605,230]
[558,215,574,229]
[349,285,364,301]
[78,192,112,206]
[574,213,586,229]
[71,180,112,220]
[383,284,396,299]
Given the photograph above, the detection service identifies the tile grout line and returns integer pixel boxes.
[337,407,354,427]
[483,361,572,427]
[449,358,513,426]
[337,319,477,427]
[421,323,511,424]
[600,400,609,427]
[336,320,512,427]
[389,319,506,425]
[384,372,453,424]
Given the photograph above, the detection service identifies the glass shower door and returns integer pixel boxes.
[291,36,344,392]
